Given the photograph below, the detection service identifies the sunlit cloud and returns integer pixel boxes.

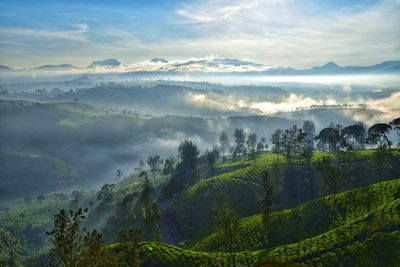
[186,90,400,125]
[0,0,398,68]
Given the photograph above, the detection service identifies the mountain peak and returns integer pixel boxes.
[322,61,339,68]
[89,59,122,68]
[35,64,77,71]
[0,65,13,72]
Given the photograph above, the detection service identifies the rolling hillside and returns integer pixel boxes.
[108,179,400,266]
[169,150,400,241]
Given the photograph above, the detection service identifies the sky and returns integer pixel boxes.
[0,0,399,69]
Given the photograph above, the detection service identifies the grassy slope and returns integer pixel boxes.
[110,179,400,266]
[170,150,400,241]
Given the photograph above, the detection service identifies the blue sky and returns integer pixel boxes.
[0,0,399,68]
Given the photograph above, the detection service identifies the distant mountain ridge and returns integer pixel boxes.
[1,58,399,75]
[0,65,13,72]
[88,58,123,68]
[34,64,78,71]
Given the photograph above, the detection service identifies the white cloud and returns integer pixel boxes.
[0,23,88,42]
[172,0,400,67]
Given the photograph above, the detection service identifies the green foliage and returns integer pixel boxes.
[192,178,400,263]
[0,228,27,267]
[213,193,240,253]
[47,208,87,266]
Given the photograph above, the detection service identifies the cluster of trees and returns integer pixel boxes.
[46,208,142,267]
[270,118,400,162]
[218,130,268,162]
[162,140,200,197]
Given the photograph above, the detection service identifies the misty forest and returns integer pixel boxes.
[1,1,400,266]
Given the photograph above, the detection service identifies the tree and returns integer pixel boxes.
[259,137,268,151]
[147,155,163,182]
[301,120,316,165]
[246,132,257,163]
[233,128,246,157]
[178,140,200,184]
[140,171,153,207]
[315,127,342,152]
[271,129,283,160]
[314,156,346,208]
[213,194,240,263]
[118,227,142,267]
[257,142,265,152]
[77,229,118,267]
[372,148,391,186]
[162,140,200,197]
[219,131,230,160]
[342,124,366,150]
[367,123,392,151]
[281,125,305,164]
[96,184,115,203]
[47,208,87,266]
[258,169,282,240]
[144,201,161,241]
[0,228,27,267]
[163,158,175,176]
[206,148,219,176]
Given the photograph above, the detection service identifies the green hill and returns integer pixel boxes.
[170,150,400,241]
[0,152,79,199]
[107,179,400,266]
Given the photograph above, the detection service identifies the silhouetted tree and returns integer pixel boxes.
[233,128,246,157]
[314,156,346,208]
[117,227,142,267]
[206,148,219,176]
[342,124,366,150]
[47,208,87,266]
[162,140,200,197]
[140,171,153,207]
[163,158,175,175]
[282,125,305,164]
[258,169,282,241]
[367,123,392,151]
[219,131,230,160]
[178,139,200,184]
[315,127,342,152]
[96,184,115,203]
[147,155,163,182]
[257,142,265,152]
[213,193,240,264]
[271,129,283,160]
[145,201,161,241]
[246,132,257,163]
[372,148,391,186]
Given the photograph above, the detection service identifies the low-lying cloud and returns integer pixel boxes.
[186,90,400,124]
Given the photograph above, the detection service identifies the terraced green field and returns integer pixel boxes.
[170,150,400,241]
[109,179,400,266]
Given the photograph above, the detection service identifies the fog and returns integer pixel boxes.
[1,73,399,199]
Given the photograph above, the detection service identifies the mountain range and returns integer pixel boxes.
[1,58,399,75]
